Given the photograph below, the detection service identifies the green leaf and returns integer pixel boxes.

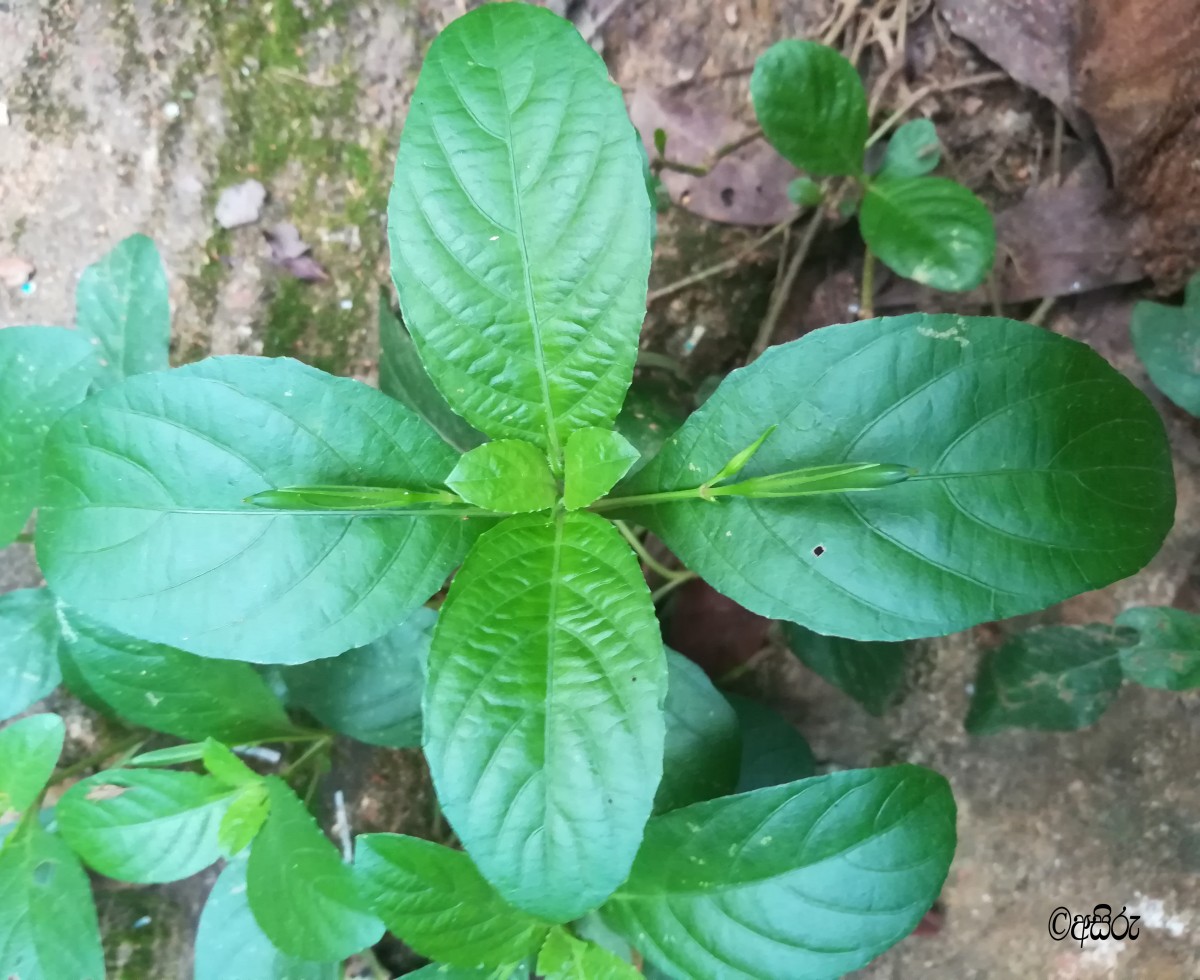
[446,440,556,513]
[58,769,237,883]
[56,603,300,742]
[750,40,868,177]
[203,739,261,787]
[537,928,641,980]
[786,177,823,207]
[965,625,1125,734]
[388,3,654,458]
[378,300,485,452]
[880,118,940,178]
[655,650,740,814]
[1115,606,1200,690]
[218,782,270,856]
[38,355,485,664]
[356,833,550,967]
[601,766,956,980]
[0,714,65,813]
[282,607,436,748]
[1130,271,1200,415]
[784,623,907,715]
[726,694,816,793]
[76,233,170,387]
[0,822,105,980]
[706,425,777,486]
[621,314,1174,641]
[860,176,996,291]
[0,326,96,545]
[195,856,341,980]
[0,588,61,722]
[563,428,640,510]
[425,511,666,922]
[246,777,383,961]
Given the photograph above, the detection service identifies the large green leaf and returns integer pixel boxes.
[860,176,995,291]
[537,929,641,980]
[965,625,1126,734]
[1116,606,1200,690]
[601,766,955,980]
[446,440,556,513]
[388,3,654,459]
[58,769,237,883]
[880,119,940,179]
[76,233,170,388]
[0,326,96,545]
[784,623,907,715]
[246,777,383,961]
[282,607,435,748]
[1130,271,1200,415]
[0,714,64,814]
[378,301,485,452]
[0,588,61,722]
[0,822,105,980]
[620,314,1174,641]
[655,649,740,814]
[57,603,299,742]
[726,695,816,793]
[425,511,666,922]
[356,833,550,967]
[195,856,340,980]
[37,355,485,664]
[750,40,868,177]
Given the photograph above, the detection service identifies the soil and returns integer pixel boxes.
[2,0,1199,977]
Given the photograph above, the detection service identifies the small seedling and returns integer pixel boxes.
[750,40,996,298]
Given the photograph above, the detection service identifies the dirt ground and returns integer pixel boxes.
[1,0,1198,978]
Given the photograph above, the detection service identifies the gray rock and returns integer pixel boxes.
[214,179,266,229]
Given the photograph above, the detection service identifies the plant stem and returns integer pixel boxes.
[1027,296,1056,327]
[647,219,793,305]
[280,736,331,778]
[50,733,145,786]
[747,207,826,362]
[614,521,683,580]
[651,572,697,603]
[653,128,764,178]
[859,248,876,320]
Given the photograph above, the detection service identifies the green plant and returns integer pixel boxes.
[960,272,1200,736]
[0,5,1179,979]
[965,608,1200,734]
[750,40,995,301]
[1131,269,1200,415]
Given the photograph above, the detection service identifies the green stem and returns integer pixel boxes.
[614,520,686,581]
[860,247,876,320]
[50,733,145,786]
[281,736,331,778]
[592,462,911,512]
[651,571,697,603]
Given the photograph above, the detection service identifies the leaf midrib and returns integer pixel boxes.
[494,53,562,464]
